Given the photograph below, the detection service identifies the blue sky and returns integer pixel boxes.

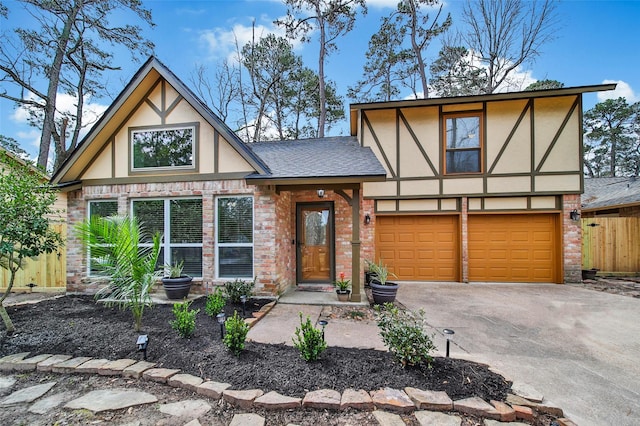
[1,0,639,160]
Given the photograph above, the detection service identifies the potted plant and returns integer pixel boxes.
[334,272,351,302]
[162,260,193,300]
[366,259,399,304]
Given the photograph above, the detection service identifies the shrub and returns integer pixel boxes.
[170,300,200,338]
[292,313,327,362]
[205,288,226,317]
[224,278,255,303]
[374,303,436,368]
[223,311,250,356]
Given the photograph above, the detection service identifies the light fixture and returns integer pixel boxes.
[136,335,149,360]
[240,295,247,317]
[317,189,325,198]
[570,209,580,221]
[364,214,371,225]
[443,329,455,358]
[318,319,328,341]
[216,312,226,340]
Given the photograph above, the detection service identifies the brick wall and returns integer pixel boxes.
[562,193,582,283]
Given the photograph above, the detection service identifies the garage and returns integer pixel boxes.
[468,214,559,283]
[375,215,459,281]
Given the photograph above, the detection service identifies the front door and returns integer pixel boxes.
[296,202,334,284]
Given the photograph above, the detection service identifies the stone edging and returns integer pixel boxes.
[0,352,578,425]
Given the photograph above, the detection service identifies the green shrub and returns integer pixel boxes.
[205,288,227,317]
[224,278,255,303]
[374,303,436,368]
[169,300,200,338]
[292,313,327,362]
[223,311,250,356]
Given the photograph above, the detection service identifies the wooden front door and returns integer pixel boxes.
[296,203,334,283]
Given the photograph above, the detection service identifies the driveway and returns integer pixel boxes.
[396,282,640,426]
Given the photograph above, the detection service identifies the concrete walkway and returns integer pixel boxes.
[395,282,640,426]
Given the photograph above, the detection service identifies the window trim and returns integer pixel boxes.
[215,195,255,280]
[442,111,484,175]
[129,122,199,174]
[86,200,119,276]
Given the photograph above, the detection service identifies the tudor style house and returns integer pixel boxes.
[51,57,614,300]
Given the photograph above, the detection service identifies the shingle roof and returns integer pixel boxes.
[245,136,386,180]
[583,177,640,210]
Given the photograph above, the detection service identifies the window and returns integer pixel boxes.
[217,196,253,279]
[444,113,482,174]
[87,200,118,275]
[132,198,203,277]
[130,124,196,170]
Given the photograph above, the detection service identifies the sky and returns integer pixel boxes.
[1,0,639,162]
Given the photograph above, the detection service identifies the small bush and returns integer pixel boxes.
[224,278,255,303]
[169,300,200,338]
[374,303,436,368]
[205,288,226,317]
[292,313,327,362]
[223,310,250,356]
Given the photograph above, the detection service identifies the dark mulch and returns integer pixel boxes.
[0,295,510,401]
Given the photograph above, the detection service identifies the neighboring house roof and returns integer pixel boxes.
[0,147,49,181]
[583,177,640,211]
[245,136,387,184]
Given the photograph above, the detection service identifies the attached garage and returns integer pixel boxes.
[468,214,560,283]
[375,215,459,281]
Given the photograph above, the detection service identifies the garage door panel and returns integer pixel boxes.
[376,215,458,281]
[469,214,558,283]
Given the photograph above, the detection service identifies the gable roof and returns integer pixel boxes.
[245,136,386,185]
[0,147,49,181]
[51,56,269,185]
[583,177,640,211]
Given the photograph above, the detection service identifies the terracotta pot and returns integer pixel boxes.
[370,281,399,304]
[336,289,351,302]
[162,276,193,300]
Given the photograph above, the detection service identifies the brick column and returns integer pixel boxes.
[562,194,582,283]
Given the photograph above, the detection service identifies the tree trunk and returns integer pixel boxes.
[317,9,327,138]
[0,304,15,334]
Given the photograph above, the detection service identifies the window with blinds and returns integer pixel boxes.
[87,200,119,276]
[217,196,253,279]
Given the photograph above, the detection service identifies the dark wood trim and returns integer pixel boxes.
[535,96,580,173]
[398,109,438,176]
[81,171,249,186]
[214,131,219,174]
[165,94,184,118]
[488,99,532,174]
[363,111,396,178]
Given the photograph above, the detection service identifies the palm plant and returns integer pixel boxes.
[77,215,162,331]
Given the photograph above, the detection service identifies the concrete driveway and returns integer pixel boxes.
[396,282,640,426]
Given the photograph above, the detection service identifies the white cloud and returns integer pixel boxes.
[363,0,400,8]
[597,80,639,103]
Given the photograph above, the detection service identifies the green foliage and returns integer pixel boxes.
[0,150,63,333]
[333,271,351,291]
[365,259,397,285]
[375,303,436,368]
[224,278,255,304]
[165,260,184,278]
[205,288,227,317]
[76,215,161,332]
[170,300,200,338]
[223,311,249,356]
[292,313,327,362]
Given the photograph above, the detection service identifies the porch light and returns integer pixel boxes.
[364,214,371,225]
[443,329,454,358]
[240,295,247,317]
[570,209,580,221]
[136,334,149,360]
[217,312,226,340]
[317,189,325,198]
[318,319,328,341]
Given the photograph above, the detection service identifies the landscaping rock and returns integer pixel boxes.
[370,387,414,413]
[122,360,156,378]
[372,410,405,426]
[484,420,528,426]
[75,358,110,374]
[557,418,579,426]
[512,405,534,422]
[158,399,212,419]
[196,381,231,399]
[0,376,16,390]
[229,413,265,426]
[223,389,264,409]
[0,352,30,371]
[535,399,564,417]
[405,387,453,411]
[13,354,53,371]
[36,354,72,372]
[98,358,137,375]
[340,388,374,411]
[64,388,157,413]
[0,381,56,406]
[28,391,73,414]
[167,373,204,392]
[254,391,301,410]
[414,410,462,426]
[142,367,180,383]
[453,397,500,420]
[51,356,92,374]
[490,399,516,422]
[302,389,342,410]
[511,382,543,403]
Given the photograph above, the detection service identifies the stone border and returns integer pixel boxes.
[0,352,578,425]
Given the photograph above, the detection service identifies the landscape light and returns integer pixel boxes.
[136,334,149,360]
[318,320,328,341]
[216,312,226,340]
[240,295,247,317]
[443,329,455,358]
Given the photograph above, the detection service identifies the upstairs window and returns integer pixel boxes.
[131,124,196,171]
[444,113,482,174]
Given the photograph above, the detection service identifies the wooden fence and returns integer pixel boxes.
[582,217,640,274]
[0,224,67,292]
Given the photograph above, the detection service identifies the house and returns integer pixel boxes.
[51,56,615,299]
[582,177,640,217]
[0,147,67,292]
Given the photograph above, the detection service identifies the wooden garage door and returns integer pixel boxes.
[468,214,559,283]
[376,215,459,281]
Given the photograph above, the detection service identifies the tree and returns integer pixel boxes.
[525,79,564,91]
[0,135,29,161]
[0,0,154,171]
[276,0,366,137]
[0,150,63,333]
[430,45,487,97]
[190,60,241,124]
[583,98,640,178]
[461,0,558,94]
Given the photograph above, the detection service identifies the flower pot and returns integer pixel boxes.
[336,289,351,302]
[581,268,599,280]
[364,271,374,287]
[162,276,193,300]
[370,280,399,304]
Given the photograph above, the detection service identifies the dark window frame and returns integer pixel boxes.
[443,112,483,175]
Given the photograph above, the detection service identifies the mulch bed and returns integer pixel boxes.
[1,295,510,402]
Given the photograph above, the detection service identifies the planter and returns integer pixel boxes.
[336,289,351,302]
[370,280,399,304]
[162,276,193,300]
[364,271,374,287]
[582,268,599,280]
